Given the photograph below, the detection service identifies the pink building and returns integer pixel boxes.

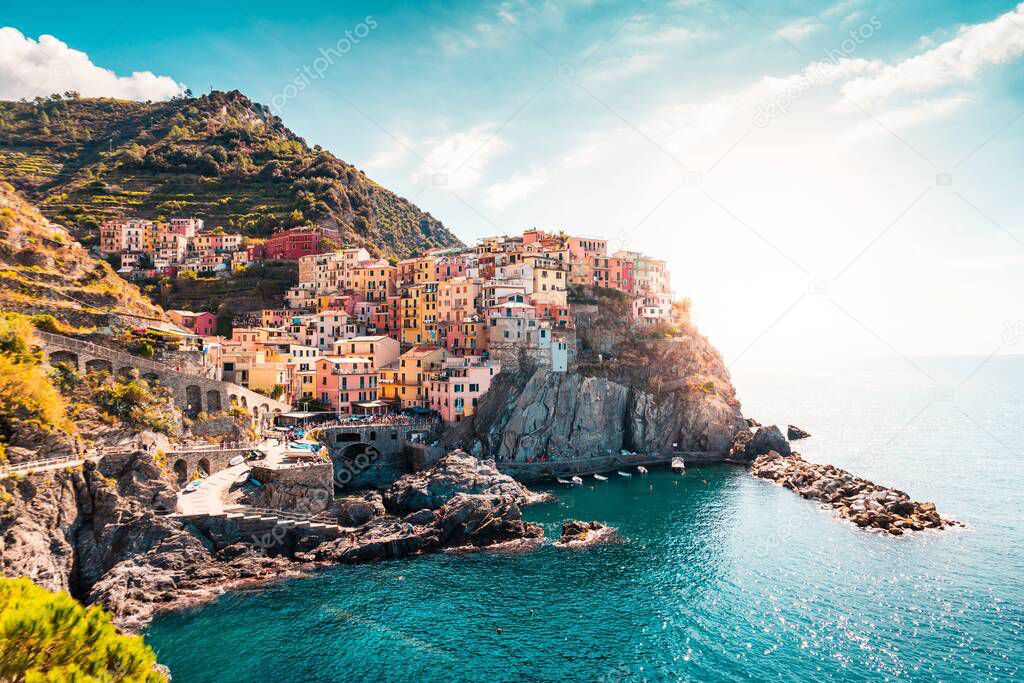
[433,253,469,282]
[444,318,488,357]
[427,357,501,423]
[167,310,217,336]
[315,356,378,415]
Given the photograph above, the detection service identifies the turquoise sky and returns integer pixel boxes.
[3,1,1024,362]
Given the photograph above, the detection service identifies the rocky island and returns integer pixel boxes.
[750,452,961,535]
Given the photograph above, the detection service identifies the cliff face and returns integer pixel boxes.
[0,451,289,631]
[455,301,745,464]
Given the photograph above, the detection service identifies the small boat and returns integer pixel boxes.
[671,457,686,472]
[557,478,573,486]
[571,476,583,486]
[617,471,632,478]
[637,466,648,475]
[594,474,608,481]
[185,480,202,493]
[228,454,245,467]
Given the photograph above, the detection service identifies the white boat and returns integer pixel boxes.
[594,474,608,481]
[571,476,583,486]
[557,478,573,486]
[671,457,686,472]
[637,466,648,475]
[617,470,632,478]
[228,454,245,467]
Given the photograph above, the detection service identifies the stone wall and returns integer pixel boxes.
[248,463,333,514]
[35,331,291,426]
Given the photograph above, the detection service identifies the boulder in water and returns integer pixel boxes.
[787,425,812,440]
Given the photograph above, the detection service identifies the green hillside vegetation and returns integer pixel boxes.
[0,577,165,682]
[0,90,461,258]
[0,313,71,461]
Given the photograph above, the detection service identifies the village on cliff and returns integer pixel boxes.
[97,219,682,424]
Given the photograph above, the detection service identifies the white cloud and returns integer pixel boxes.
[362,136,419,174]
[0,27,184,101]
[485,167,549,209]
[823,0,864,20]
[584,53,663,82]
[777,19,824,41]
[841,95,972,141]
[841,3,1024,106]
[415,124,509,191]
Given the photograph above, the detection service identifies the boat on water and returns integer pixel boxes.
[594,474,608,481]
[671,457,686,472]
[637,466,648,475]
[557,478,573,486]
[617,471,632,478]
[571,476,583,486]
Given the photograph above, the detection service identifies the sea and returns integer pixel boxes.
[145,355,1023,682]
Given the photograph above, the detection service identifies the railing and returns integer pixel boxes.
[168,441,254,453]
[309,416,440,431]
[0,454,90,477]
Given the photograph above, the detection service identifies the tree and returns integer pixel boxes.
[0,577,165,682]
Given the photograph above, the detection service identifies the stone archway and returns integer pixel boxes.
[185,385,202,417]
[84,358,113,374]
[142,372,160,383]
[206,390,222,413]
[48,351,78,369]
[331,442,379,489]
[173,459,189,484]
[198,458,212,477]
[240,395,247,408]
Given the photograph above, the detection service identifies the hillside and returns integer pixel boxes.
[0,90,461,258]
[0,181,164,329]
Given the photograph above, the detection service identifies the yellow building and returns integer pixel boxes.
[349,260,396,302]
[378,345,446,408]
[401,283,439,345]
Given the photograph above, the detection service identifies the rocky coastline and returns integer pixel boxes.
[1,449,558,632]
[750,451,961,535]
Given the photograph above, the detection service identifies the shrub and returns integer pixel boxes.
[0,576,165,682]
[92,379,173,435]
[0,315,71,441]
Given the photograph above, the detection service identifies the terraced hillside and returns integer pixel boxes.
[0,181,164,329]
[0,90,461,258]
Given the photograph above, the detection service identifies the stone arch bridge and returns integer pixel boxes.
[34,331,290,425]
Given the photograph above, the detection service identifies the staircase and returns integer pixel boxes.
[180,506,346,542]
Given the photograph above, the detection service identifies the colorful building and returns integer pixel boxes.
[427,356,501,422]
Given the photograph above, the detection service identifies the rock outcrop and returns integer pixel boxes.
[453,325,745,465]
[300,452,547,562]
[728,424,792,462]
[751,452,961,535]
[554,520,619,548]
[787,425,811,440]
[383,450,550,512]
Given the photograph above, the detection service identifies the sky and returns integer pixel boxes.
[2,0,1024,371]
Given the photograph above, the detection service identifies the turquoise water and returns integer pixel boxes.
[146,356,1023,681]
